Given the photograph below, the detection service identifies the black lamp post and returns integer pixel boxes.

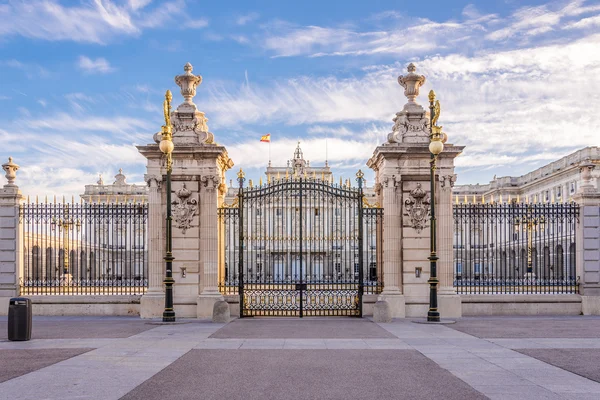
[159,90,176,322]
[427,90,444,322]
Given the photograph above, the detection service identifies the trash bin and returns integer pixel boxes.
[8,297,32,341]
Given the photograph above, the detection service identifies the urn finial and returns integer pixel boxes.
[175,62,202,105]
[2,157,19,187]
[398,63,426,104]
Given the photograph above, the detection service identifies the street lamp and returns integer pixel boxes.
[160,90,176,322]
[51,201,81,283]
[427,90,444,322]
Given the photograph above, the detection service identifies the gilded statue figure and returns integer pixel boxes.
[432,100,441,127]
[163,90,173,129]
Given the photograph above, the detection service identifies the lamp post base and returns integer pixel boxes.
[413,319,456,325]
[162,311,176,322]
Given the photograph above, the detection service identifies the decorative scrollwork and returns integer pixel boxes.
[404,183,430,234]
[172,183,198,234]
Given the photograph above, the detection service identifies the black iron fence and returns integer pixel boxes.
[20,200,148,295]
[453,202,579,294]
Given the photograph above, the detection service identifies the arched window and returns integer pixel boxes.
[89,252,96,280]
[569,243,576,280]
[70,250,78,279]
[32,246,41,280]
[543,246,551,278]
[531,248,538,275]
[80,251,87,280]
[508,250,515,278]
[520,248,527,275]
[556,245,564,278]
[46,247,54,280]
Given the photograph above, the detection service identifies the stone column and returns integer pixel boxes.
[367,64,464,318]
[437,172,462,317]
[0,158,24,314]
[139,174,165,318]
[196,174,222,316]
[573,164,600,315]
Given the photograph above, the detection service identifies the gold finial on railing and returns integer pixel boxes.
[259,176,263,186]
[428,89,436,103]
[285,170,289,180]
[249,179,253,188]
[237,168,245,179]
[339,176,343,186]
[356,169,364,179]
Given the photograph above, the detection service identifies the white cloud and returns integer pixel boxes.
[251,1,600,58]
[5,112,152,197]
[184,18,209,29]
[231,35,250,44]
[0,0,184,44]
[1,59,50,78]
[237,12,259,26]
[77,56,115,74]
[37,99,47,107]
[486,0,600,41]
[200,31,600,179]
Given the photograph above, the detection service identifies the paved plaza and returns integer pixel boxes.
[2,316,600,400]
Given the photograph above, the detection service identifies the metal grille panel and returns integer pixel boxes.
[219,175,382,317]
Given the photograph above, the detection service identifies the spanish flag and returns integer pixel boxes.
[260,133,271,142]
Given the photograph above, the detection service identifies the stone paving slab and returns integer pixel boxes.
[449,316,600,338]
[0,316,156,339]
[210,317,396,338]
[0,348,93,383]
[121,349,487,400]
[516,349,600,384]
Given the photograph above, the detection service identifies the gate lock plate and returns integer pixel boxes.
[295,283,307,291]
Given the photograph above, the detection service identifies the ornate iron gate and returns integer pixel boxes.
[219,170,383,317]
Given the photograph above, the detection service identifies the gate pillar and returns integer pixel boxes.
[573,163,600,315]
[0,158,25,314]
[138,63,234,318]
[368,64,463,318]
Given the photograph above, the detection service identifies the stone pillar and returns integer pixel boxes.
[573,164,600,315]
[437,173,462,317]
[138,63,234,319]
[0,158,24,314]
[139,175,164,318]
[367,64,464,318]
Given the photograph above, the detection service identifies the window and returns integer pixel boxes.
[556,186,562,198]
[570,182,576,193]
[314,208,320,216]
[276,208,282,216]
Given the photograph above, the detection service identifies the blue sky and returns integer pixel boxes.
[1,0,599,197]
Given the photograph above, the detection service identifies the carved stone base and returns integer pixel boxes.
[439,294,462,318]
[140,293,166,319]
[197,293,224,318]
[582,296,600,315]
[377,294,406,318]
